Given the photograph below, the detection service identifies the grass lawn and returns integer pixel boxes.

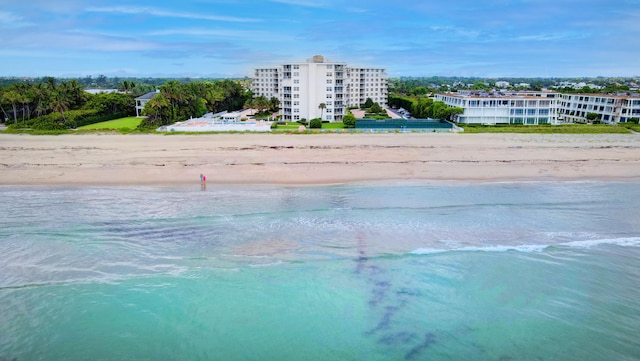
[621,123,640,132]
[78,117,143,130]
[459,124,632,134]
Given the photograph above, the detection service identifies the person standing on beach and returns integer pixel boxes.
[200,173,207,191]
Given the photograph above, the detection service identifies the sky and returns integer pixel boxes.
[1,0,639,78]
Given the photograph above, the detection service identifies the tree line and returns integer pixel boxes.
[141,80,251,128]
[1,77,251,130]
[0,77,138,130]
[388,94,463,121]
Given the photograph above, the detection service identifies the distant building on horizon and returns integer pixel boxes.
[251,55,388,122]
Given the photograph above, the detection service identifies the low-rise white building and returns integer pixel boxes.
[252,55,387,122]
[558,93,640,123]
[437,90,640,124]
[436,91,560,125]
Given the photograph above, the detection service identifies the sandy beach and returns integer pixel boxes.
[1,132,640,185]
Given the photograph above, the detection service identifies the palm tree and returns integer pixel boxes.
[143,93,170,124]
[3,89,20,124]
[50,90,70,123]
[318,102,326,120]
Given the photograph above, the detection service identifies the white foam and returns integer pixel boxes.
[459,244,550,253]
[560,237,640,249]
[410,248,448,255]
[410,236,640,255]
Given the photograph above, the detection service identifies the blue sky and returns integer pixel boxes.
[1,0,638,78]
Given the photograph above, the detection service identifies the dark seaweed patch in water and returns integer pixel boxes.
[396,288,422,297]
[356,231,439,359]
[379,332,418,345]
[0,357,18,361]
[404,332,437,360]
[369,280,391,306]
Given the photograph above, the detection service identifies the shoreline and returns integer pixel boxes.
[2,133,640,186]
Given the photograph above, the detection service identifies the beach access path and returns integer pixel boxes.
[1,133,640,185]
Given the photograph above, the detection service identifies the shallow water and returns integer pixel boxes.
[1,182,639,360]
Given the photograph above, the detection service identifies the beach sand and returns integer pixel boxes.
[1,133,640,185]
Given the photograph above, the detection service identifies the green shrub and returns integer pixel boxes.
[343,114,356,128]
[270,122,278,129]
[309,118,322,129]
[369,102,384,114]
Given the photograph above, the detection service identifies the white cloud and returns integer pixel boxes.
[86,6,261,23]
[5,30,160,52]
[0,11,33,28]
[270,0,329,8]
[146,28,297,42]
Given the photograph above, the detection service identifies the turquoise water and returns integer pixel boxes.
[1,182,639,360]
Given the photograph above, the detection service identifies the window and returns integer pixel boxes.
[293,65,299,69]
[294,108,299,113]
[294,79,299,84]
[326,87,332,91]
[326,94,333,99]
[294,94,299,98]
[294,87,299,91]
[294,101,299,106]
[293,72,299,76]
[327,79,333,84]
[327,72,332,76]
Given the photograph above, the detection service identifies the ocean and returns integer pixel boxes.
[1,182,639,361]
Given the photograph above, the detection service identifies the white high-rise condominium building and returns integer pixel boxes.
[251,55,388,122]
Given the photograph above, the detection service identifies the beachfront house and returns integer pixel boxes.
[135,90,159,117]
